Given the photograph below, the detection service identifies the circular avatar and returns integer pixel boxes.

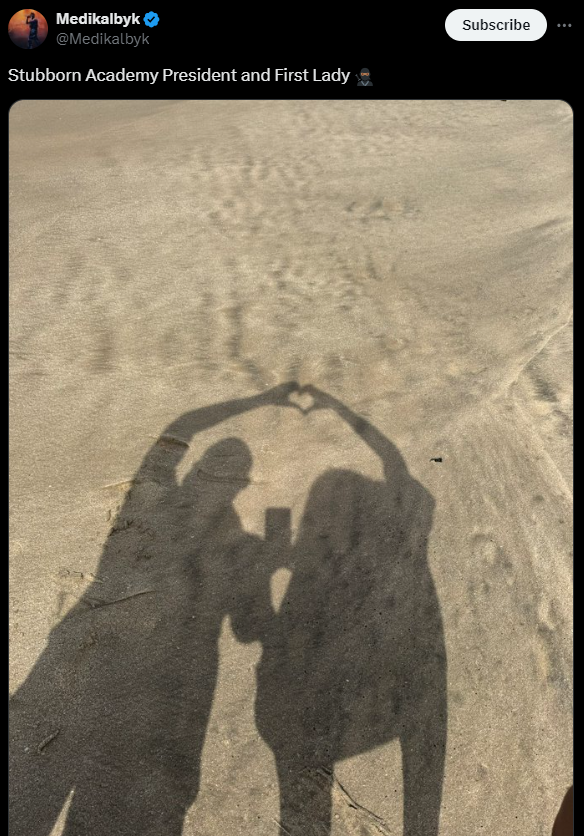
[8,10,48,49]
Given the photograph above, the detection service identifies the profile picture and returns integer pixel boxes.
[8,9,48,49]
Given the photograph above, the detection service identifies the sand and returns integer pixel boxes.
[9,100,572,835]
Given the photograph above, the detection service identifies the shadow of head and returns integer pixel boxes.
[296,464,433,555]
[181,437,253,504]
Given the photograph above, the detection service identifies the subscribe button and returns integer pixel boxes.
[446,9,547,40]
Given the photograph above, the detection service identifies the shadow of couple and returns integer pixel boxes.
[9,384,447,836]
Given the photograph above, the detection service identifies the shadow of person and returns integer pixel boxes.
[9,385,299,836]
[252,386,447,836]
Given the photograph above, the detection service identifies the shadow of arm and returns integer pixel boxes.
[135,385,298,487]
[305,387,407,482]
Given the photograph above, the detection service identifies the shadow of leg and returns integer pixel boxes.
[276,759,333,836]
[401,699,447,836]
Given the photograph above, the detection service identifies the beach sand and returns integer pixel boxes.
[9,100,572,835]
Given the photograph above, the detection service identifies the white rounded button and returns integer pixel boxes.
[446,9,547,40]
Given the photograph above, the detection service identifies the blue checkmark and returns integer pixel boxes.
[144,11,159,27]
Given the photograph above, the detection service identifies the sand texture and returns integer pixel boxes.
[9,100,572,835]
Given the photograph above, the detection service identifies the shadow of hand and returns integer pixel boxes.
[260,383,334,415]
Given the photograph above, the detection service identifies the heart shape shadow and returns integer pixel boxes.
[288,390,316,414]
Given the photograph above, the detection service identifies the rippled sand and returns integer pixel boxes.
[10,100,572,835]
